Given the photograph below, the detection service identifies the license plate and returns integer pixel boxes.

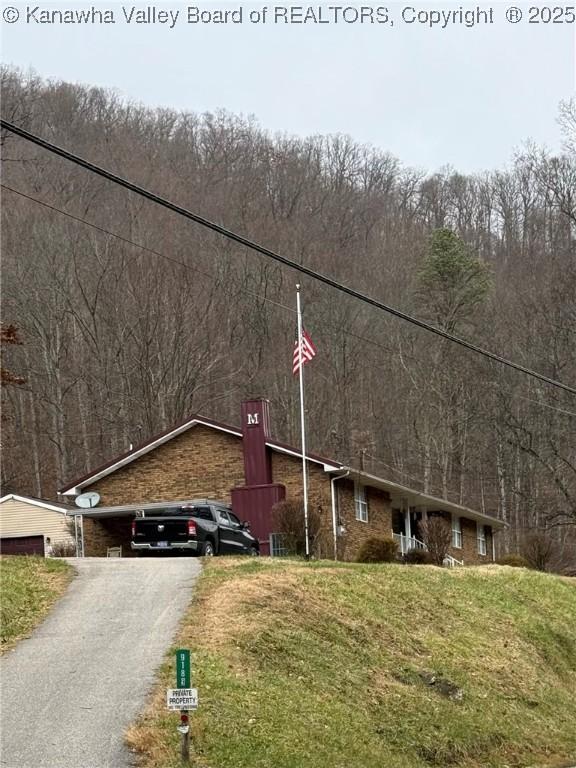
[156,541,169,548]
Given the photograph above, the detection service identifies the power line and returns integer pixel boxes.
[1,182,398,356]
[2,118,575,397]
[490,389,576,418]
[4,185,575,420]
[1,183,294,315]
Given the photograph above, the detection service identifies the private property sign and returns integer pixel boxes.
[166,688,198,711]
[168,650,196,760]
[167,649,197,713]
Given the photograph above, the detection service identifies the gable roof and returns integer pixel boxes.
[57,412,504,528]
[0,494,74,514]
[59,413,341,495]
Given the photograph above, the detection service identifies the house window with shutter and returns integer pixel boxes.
[451,515,462,549]
[477,523,487,555]
[354,484,368,522]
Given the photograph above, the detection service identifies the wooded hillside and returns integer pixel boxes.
[1,68,575,558]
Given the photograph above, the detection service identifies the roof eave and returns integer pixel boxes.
[59,417,243,494]
[327,467,506,529]
[265,441,341,470]
[0,493,72,514]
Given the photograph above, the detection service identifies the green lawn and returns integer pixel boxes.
[127,560,576,768]
[0,555,73,652]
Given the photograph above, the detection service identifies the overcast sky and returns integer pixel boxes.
[1,2,574,172]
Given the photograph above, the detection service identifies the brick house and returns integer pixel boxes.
[59,398,504,562]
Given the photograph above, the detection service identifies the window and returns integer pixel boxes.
[217,510,231,526]
[477,523,487,555]
[451,515,462,549]
[354,483,368,522]
[190,506,213,521]
[227,511,242,529]
[270,533,289,557]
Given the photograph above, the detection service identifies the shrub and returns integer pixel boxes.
[520,530,557,572]
[419,516,451,566]
[497,553,530,568]
[356,537,398,563]
[404,548,432,565]
[51,540,77,557]
[271,499,323,557]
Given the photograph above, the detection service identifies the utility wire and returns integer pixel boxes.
[2,118,575,396]
[1,183,399,356]
[1,183,294,315]
[4,184,574,419]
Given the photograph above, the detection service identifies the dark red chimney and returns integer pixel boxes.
[240,398,272,486]
[231,398,285,555]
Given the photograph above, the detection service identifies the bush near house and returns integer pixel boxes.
[0,555,73,652]
[497,554,531,568]
[271,499,325,557]
[51,540,77,557]
[404,548,433,564]
[519,529,576,574]
[127,560,576,768]
[356,537,398,563]
[419,516,452,566]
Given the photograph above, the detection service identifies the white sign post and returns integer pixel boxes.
[167,649,197,764]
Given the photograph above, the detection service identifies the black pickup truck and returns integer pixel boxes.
[131,500,259,557]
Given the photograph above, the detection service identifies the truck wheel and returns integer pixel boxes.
[249,546,259,557]
[202,541,215,557]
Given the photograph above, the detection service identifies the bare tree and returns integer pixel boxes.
[420,516,452,566]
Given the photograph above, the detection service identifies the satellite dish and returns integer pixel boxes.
[75,491,101,509]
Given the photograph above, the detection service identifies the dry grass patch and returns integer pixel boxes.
[188,570,301,650]
[128,559,576,768]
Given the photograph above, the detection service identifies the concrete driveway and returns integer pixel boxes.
[0,557,202,768]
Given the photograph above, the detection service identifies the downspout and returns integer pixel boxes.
[330,469,350,561]
[492,529,496,562]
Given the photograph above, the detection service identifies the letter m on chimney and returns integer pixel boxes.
[247,413,259,426]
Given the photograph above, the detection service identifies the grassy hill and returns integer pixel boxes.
[0,555,73,653]
[128,560,576,768]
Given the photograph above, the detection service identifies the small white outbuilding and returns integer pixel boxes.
[0,494,76,556]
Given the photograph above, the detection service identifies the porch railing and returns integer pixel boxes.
[393,533,426,555]
[443,554,464,567]
[393,533,463,567]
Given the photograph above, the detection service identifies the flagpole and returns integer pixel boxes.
[296,284,311,559]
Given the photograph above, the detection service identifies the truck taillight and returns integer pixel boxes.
[187,520,197,537]
[131,520,136,537]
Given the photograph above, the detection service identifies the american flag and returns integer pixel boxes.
[293,329,317,375]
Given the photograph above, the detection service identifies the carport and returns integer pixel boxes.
[76,499,212,556]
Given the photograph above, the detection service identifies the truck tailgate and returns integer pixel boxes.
[133,518,189,543]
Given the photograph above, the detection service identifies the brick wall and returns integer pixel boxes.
[270,453,335,557]
[85,425,245,506]
[269,457,393,561]
[82,517,125,557]
[336,479,393,561]
[448,517,492,565]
